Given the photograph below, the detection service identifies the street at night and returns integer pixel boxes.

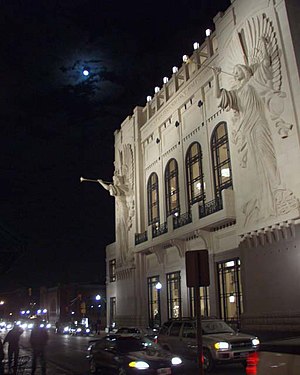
[0,0,300,374]
[1,331,246,375]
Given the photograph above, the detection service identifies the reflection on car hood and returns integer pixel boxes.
[204,332,254,342]
[126,350,172,362]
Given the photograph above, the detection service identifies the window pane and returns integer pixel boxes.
[147,173,160,225]
[148,276,161,328]
[165,159,180,216]
[186,142,205,206]
[217,259,243,329]
[167,272,182,319]
[211,122,232,197]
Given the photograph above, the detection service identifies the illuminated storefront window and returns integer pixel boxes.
[189,287,210,317]
[109,297,116,328]
[147,276,161,328]
[166,271,182,319]
[217,259,243,327]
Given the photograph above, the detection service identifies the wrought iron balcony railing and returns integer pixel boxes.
[199,196,223,218]
[135,231,148,245]
[173,212,192,230]
[152,222,168,238]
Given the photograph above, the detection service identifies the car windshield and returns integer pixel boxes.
[117,328,140,334]
[116,337,160,353]
[202,320,234,334]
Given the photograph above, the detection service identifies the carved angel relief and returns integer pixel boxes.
[214,13,299,226]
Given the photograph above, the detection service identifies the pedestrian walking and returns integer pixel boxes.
[30,321,49,375]
[96,319,101,335]
[0,337,4,375]
[3,324,24,374]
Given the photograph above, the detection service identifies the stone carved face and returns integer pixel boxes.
[234,66,245,81]
[113,175,123,186]
[233,64,252,84]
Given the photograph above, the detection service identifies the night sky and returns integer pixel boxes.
[0,0,230,290]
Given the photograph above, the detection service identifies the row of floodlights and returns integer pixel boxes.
[21,308,47,315]
[146,29,212,103]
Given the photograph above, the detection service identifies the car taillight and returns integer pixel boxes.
[246,352,259,374]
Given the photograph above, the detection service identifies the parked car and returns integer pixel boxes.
[115,327,158,341]
[157,317,260,372]
[246,337,300,374]
[87,334,184,374]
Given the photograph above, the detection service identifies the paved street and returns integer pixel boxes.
[1,331,247,375]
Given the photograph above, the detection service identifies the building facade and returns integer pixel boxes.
[105,0,300,336]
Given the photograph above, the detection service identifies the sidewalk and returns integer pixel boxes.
[3,347,72,375]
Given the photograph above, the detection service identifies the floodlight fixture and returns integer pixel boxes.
[206,29,212,37]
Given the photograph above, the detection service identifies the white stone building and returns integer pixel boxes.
[104,0,300,335]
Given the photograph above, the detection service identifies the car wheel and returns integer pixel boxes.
[89,359,98,374]
[203,349,215,373]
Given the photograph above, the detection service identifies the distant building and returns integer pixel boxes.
[40,282,106,327]
[105,0,300,336]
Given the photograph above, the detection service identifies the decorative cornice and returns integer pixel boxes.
[239,220,296,247]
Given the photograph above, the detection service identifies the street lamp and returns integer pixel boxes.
[95,294,101,301]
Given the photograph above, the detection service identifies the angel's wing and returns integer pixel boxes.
[244,14,282,91]
[225,14,282,92]
[121,144,134,192]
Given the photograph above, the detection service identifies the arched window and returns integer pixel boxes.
[211,122,232,198]
[147,173,160,225]
[186,142,205,207]
[165,159,180,217]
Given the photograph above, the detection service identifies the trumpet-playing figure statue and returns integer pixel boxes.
[98,145,135,264]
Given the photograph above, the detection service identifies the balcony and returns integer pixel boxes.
[134,189,236,249]
[173,212,192,229]
[199,195,223,218]
[135,231,148,245]
[197,189,236,230]
[152,222,168,238]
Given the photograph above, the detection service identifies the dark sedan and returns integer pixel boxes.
[87,334,184,374]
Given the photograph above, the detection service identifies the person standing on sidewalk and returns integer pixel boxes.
[0,337,4,375]
[3,324,24,374]
[30,321,49,375]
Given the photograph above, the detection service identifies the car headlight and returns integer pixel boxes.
[129,361,150,370]
[171,357,182,365]
[63,326,69,332]
[86,328,90,333]
[252,338,260,347]
[46,323,51,329]
[214,342,230,350]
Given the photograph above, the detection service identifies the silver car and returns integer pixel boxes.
[157,317,259,372]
